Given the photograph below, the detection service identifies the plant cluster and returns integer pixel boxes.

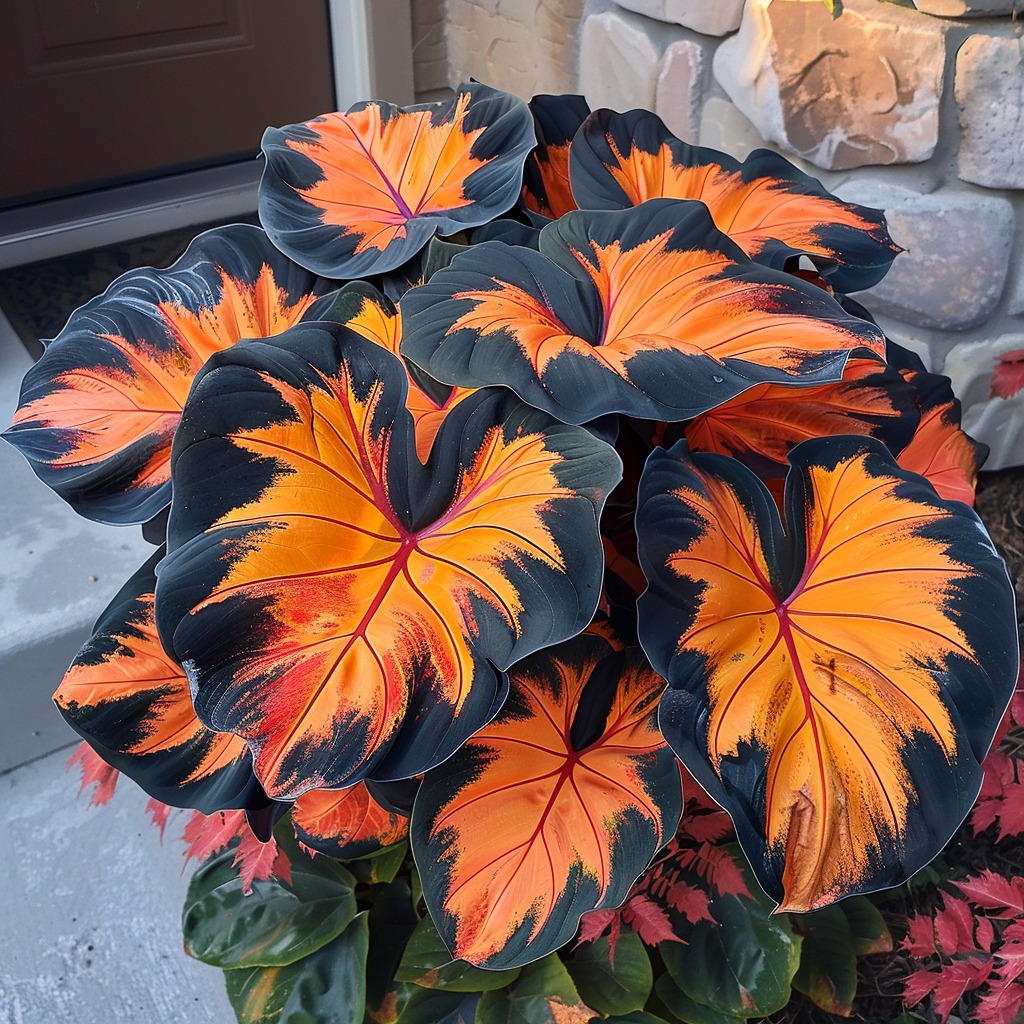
[5,82,1020,1023]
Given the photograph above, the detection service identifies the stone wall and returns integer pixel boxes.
[443,0,1024,468]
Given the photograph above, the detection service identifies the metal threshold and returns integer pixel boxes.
[0,159,262,270]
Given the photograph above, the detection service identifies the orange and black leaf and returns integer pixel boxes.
[258,81,536,279]
[401,199,885,424]
[521,93,591,220]
[569,108,901,293]
[412,633,682,969]
[636,436,1018,912]
[292,784,408,859]
[897,367,987,506]
[155,322,620,799]
[53,549,264,813]
[684,355,920,479]
[3,224,331,525]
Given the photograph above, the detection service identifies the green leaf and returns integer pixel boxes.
[476,953,596,1024]
[566,931,653,1016]
[349,841,409,886]
[842,896,893,956]
[183,843,357,968]
[366,880,419,1020]
[603,1015,672,1024]
[224,912,368,1023]
[395,914,521,992]
[659,847,801,1018]
[821,0,842,17]
[396,988,480,1024]
[653,975,745,1024]
[790,904,857,1016]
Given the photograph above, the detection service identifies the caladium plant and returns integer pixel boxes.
[6,82,1020,1024]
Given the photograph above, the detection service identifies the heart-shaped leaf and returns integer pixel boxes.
[182,835,358,968]
[565,931,653,1016]
[224,912,368,1024]
[258,81,535,279]
[413,634,682,969]
[684,355,919,478]
[657,844,801,1019]
[156,323,619,798]
[637,435,1018,911]
[3,224,331,524]
[401,199,885,425]
[521,93,591,219]
[291,784,408,859]
[569,108,901,292]
[52,549,263,812]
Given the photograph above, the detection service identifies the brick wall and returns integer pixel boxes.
[442,0,1024,469]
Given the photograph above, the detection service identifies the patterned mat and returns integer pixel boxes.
[0,218,257,359]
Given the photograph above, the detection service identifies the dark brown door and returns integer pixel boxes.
[0,0,335,208]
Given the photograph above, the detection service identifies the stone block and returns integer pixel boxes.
[955,34,1024,189]
[655,39,710,142]
[713,0,947,170]
[612,0,744,36]
[835,180,1013,331]
[914,0,1019,15]
[944,334,1024,470]
[698,95,773,161]
[578,6,659,112]
[446,0,585,99]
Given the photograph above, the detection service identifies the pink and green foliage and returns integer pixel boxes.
[11,82,1021,1024]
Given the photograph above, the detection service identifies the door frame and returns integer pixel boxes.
[0,0,415,270]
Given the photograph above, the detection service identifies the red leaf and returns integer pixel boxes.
[975,980,1024,1024]
[181,809,248,867]
[67,742,119,806]
[682,806,735,845]
[998,921,1024,951]
[1010,682,1024,729]
[145,799,173,840]
[934,896,980,955]
[577,909,618,946]
[903,966,943,1007]
[902,912,938,958]
[665,881,714,927]
[233,830,290,895]
[624,894,684,946]
[931,958,994,1024]
[991,349,1024,400]
[954,871,1024,918]
[695,843,752,901]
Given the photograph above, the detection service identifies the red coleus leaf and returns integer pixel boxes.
[933,896,981,956]
[991,349,1024,400]
[971,750,1024,840]
[904,958,994,1024]
[521,93,591,219]
[623,894,684,945]
[3,225,330,524]
[53,550,262,813]
[291,783,408,859]
[637,435,1018,911]
[975,981,1024,1024]
[412,635,682,969]
[568,108,900,292]
[67,741,119,806]
[156,323,619,798]
[903,912,938,958]
[954,872,1024,918]
[146,799,173,840]
[401,199,885,425]
[664,881,715,927]
[182,809,291,895]
[259,81,535,279]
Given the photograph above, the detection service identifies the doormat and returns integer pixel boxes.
[0,216,258,360]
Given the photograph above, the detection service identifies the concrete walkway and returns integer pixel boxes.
[0,309,233,1022]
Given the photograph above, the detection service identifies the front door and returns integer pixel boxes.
[0,0,335,207]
